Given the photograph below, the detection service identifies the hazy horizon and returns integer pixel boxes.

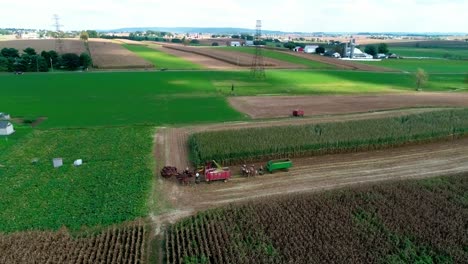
[1,0,467,33]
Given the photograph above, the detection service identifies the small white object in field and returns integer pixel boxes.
[53,158,63,168]
[73,159,83,166]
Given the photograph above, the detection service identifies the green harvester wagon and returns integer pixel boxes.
[266,159,292,173]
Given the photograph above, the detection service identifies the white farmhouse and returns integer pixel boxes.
[0,121,15,136]
[230,41,241,47]
[304,45,319,53]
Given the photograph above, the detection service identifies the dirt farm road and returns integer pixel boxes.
[152,108,468,225]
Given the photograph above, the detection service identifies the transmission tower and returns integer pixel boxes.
[53,14,64,54]
[250,20,265,80]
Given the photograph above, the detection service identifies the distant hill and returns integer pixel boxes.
[99,27,301,35]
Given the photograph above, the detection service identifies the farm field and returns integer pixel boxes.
[189,109,468,165]
[0,127,153,232]
[229,93,468,118]
[220,46,336,69]
[0,220,147,264]
[1,71,466,128]
[162,44,304,68]
[390,46,468,60]
[0,123,32,155]
[0,221,148,263]
[122,44,203,70]
[155,44,240,69]
[88,39,153,69]
[275,50,400,72]
[0,39,86,54]
[0,71,246,128]
[165,174,467,263]
[358,58,468,73]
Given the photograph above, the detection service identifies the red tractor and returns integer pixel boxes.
[292,109,304,117]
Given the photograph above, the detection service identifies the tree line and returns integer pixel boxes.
[0,47,92,72]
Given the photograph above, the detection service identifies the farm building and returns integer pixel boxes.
[0,113,11,120]
[230,41,241,47]
[345,47,373,59]
[304,45,319,53]
[324,50,341,58]
[0,121,15,136]
[293,46,304,52]
[245,40,254,46]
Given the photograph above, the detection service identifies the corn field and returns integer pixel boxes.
[189,109,468,165]
[165,174,468,263]
[0,220,147,264]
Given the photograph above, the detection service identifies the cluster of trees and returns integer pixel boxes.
[364,43,390,56]
[230,34,254,40]
[0,47,92,72]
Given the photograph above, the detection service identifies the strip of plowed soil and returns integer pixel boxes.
[276,50,400,72]
[229,93,468,118]
[162,44,305,69]
[153,107,463,225]
[158,46,239,70]
[88,39,153,69]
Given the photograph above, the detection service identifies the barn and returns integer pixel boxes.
[293,46,304,52]
[0,121,15,136]
[304,45,319,54]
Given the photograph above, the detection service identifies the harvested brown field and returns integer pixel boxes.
[88,39,153,69]
[0,39,86,54]
[228,93,468,118]
[0,220,147,264]
[162,44,305,69]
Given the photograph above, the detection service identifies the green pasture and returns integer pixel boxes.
[0,70,465,128]
[122,44,203,70]
[390,47,468,60]
[0,127,153,232]
[219,46,336,69]
[358,59,468,73]
[0,123,32,156]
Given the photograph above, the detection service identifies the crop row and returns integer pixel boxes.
[0,220,147,264]
[189,109,468,165]
[165,174,468,263]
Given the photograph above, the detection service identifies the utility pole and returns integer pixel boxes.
[250,20,265,80]
[50,57,54,72]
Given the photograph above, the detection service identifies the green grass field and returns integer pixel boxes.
[122,44,203,70]
[219,46,336,69]
[0,123,32,156]
[358,59,468,73]
[390,47,468,60]
[0,70,465,128]
[0,127,153,232]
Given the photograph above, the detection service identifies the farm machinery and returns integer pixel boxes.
[292,109,304,117]
[241,159,293,176]
[160,160,231,185]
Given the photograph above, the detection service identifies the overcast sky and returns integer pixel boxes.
[1,0,467,33]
